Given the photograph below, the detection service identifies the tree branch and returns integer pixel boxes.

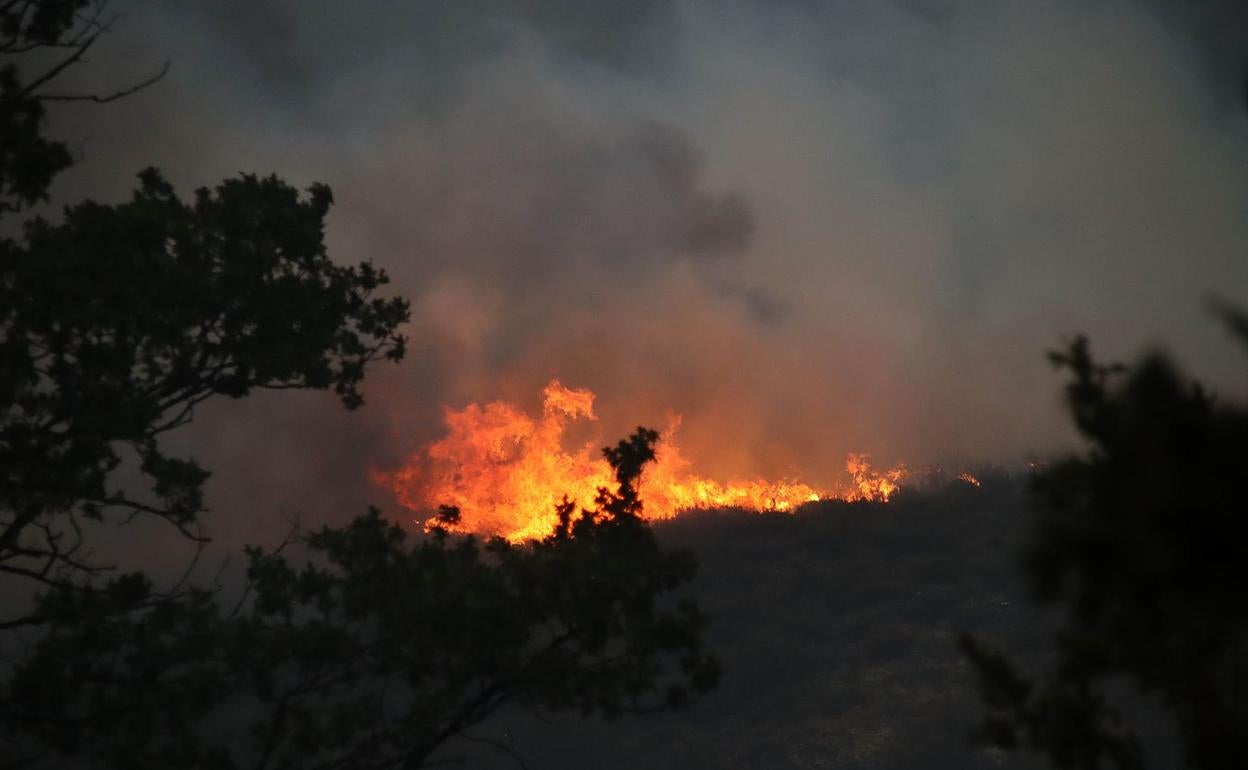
[38,58,169,103]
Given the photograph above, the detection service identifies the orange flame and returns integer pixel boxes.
[375,380,908,541]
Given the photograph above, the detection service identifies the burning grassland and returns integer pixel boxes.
[374,380,909,541]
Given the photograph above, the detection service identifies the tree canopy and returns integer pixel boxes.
[1,169,410,604]
[962,324,1248,770]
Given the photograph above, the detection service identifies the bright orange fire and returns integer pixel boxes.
[375,380,909,541]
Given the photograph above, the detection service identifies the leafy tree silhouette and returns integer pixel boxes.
[1,5,718,767]
[10,428,719,768]
[961,316,1248,770]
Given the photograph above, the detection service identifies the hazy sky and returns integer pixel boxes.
[46,0,1248,543]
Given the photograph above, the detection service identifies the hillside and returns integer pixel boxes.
[456,476,1057,769]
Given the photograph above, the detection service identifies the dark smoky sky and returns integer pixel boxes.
[44,1,1248,545]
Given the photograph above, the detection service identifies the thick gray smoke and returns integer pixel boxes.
[42,0,1248,548]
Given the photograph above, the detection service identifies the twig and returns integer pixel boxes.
[39,58,170,103]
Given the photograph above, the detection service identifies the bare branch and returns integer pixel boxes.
[162,534,208,598]
[0,612,46,631]
[98,494,210,543]
[39,58,170,103]
[0,0,37,51]
[0,562,102,587]
[228,513,301,619]
[456,732,531,770]
[0,0,31,18]
[18,31,100,99]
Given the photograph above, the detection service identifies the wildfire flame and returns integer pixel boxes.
[375,380,909,541]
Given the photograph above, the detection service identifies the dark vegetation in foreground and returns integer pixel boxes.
[961,330,1248,770]
[1,7,713,766]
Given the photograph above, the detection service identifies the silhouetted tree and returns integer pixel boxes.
[1,4,718,767]
[962,320,1248,770]
[8,429,719,768]
[1,1,168,216]
[0,0,410,623]
[1,169,410,600]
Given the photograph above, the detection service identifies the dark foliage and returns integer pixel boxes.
[2,3,407,604]
[0,1,167,216]
[1,169,410,599]
[0,0,80,213]
[7,430,719,768]
[2,5,716,767]
[962,330,1248,769]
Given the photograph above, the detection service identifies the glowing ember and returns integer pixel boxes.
[956,472,982,487]
[374,380,909,541]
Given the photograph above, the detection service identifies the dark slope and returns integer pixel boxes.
[460,477,1056,769]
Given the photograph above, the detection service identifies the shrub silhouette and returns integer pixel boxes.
[9,428,719,768]
[963,320,1248,770]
